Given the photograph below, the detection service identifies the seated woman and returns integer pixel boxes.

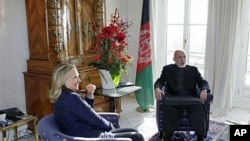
[48,63,144,141]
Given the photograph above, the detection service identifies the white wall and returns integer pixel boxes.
[0,0,143,113]
[0,0,28,139]
[0,0,29,112]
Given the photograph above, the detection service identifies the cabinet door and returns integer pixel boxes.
[63,0,105,59]
[76,0,105,55]
[26,0,105,61]
[46,0,105,61]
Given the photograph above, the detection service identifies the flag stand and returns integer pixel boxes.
[135,106,154,113]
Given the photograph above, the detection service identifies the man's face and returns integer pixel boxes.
[173,51,186,68]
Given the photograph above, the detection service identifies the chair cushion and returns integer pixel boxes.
[37,113,131,141]
[98,112,120,128]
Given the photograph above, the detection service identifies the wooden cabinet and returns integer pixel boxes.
[24,0,118,125]
[26,0,105,61]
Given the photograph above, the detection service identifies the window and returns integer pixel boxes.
[233,3,250,109]
[165,0,208,75]
[245,25,250,85]
[242,8,250,86]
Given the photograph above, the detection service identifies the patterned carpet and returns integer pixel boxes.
[136,115,229,141]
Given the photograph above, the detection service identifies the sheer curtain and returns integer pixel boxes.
[204,0,249,117]
[151,0,167,81]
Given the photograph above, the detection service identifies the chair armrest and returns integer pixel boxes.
[53,131,131,141]
[207,93,213,101]
[98,112,120,128]
[77,138,131,141]
[196,88,213,102]
[55,132,131,141]
[161,86,213,103]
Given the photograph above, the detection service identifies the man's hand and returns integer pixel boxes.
[200,89,208,102]
[155,88,165,100]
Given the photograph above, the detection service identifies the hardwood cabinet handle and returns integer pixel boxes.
[54,45,62,53]
[52,13,59,21]
[53,0,59,4]
[88,76,91,83]
[53,30,61,37]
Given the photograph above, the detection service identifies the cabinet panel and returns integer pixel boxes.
[27,60,57,75]
[26,0,48,60]
[64,0,78,59]
[78,68,102,90]
[24,73,53,120]
[94,95,111,112]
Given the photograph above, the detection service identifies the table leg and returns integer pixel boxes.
[14,127,18,139]
[115,98,122,113]
[33,119,39,141]
[2,131,7,141]
[110,97,116,112]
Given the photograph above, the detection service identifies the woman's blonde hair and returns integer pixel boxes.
[48,63,76,103]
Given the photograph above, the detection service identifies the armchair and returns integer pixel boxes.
[156,87,213,138]
[37,113,131,141]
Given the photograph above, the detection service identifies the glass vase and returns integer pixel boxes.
[99,69,121,89]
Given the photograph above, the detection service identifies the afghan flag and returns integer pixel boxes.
[135,0,154,112]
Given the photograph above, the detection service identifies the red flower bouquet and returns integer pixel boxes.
[89,9,133,82]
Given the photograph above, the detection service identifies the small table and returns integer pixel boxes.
[0,115,38,141]
[102,86,142,112]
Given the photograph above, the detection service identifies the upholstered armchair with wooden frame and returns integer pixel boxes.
[156,86,213,138]
[37,113,131,141]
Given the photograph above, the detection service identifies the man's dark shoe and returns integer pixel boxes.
[148,131,163,141]
[197,135,204,141]
[163,133,172,141]
[163,136,170,141]
[159,130,163,138]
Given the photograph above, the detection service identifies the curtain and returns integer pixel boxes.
[151,0,167,81]
[204,0,248,117]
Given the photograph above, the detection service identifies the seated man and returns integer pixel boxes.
[154,50,210,141]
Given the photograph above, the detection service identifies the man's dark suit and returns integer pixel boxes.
[154,64,210,140]
[155,64,210,96]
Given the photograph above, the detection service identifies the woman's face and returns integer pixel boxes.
[65,68,81,91]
